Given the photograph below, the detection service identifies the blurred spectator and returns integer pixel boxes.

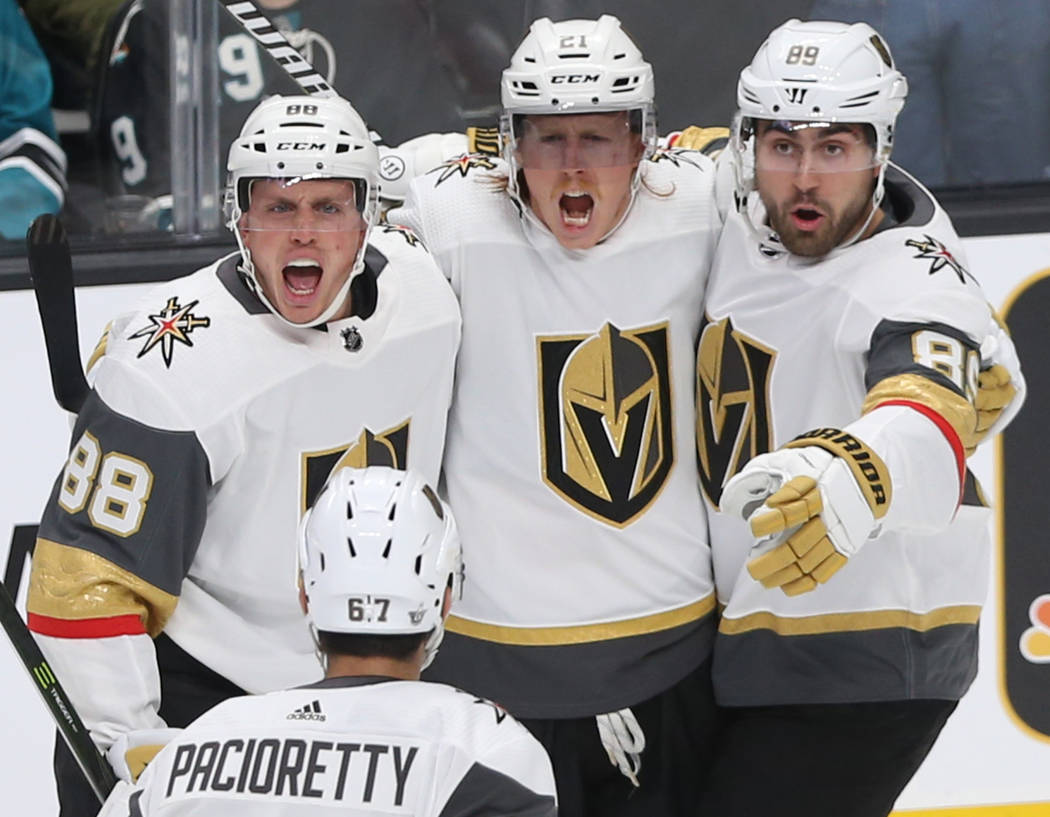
[808,0,1050,186]
[21,0,125,110]
[0,0,66,241]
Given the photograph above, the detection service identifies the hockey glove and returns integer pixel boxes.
[720,429,893,596]
[974,316,1025,445]
[106,728,181,782]
[377,133,470,203]
[667,125,729,156]
[595,707,645,787]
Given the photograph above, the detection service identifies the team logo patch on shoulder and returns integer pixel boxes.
[378,221,423,248]
[428,153,498,186]
[538,322,674,527]
[648,147,703,169]
[905,235,971,283]
[128,297,211,367]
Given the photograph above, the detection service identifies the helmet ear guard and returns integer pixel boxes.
[224,94,380,328]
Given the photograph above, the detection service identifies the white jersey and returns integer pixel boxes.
[28,228,461,746]
[389,149,720,717]
[100,677,557,817]
[700,165,1011,706]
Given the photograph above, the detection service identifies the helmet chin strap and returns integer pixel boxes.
[833,162,887,252]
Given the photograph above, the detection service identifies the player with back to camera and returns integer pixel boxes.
[387,15,722,817]
[95,465,557,816]
[27,94,460,816]
[694,19,1025,817]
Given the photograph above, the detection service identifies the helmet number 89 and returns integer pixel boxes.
[786,45,820,65]
[57,431,154,537]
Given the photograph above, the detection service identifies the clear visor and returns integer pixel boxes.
[238,177,368,233]
[752,120,878,174]
[511,111,646,170]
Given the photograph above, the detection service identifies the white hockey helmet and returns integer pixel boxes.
[499,15,657,200]
[224,94,380,328]
[297,466,463,669]
[731,20,907,239]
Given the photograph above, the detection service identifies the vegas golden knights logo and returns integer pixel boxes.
[300,420,410,511]
[538,321,673,528]
[696,314,776,507]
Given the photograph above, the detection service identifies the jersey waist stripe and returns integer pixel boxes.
[28,611,145,638]
[875,398,967,504]
[719,604,982,637]
[446,594,716,646]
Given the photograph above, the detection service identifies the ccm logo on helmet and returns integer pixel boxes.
[276,141,327,151]
[551,74,600,84]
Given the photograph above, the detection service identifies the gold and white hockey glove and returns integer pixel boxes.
[595,707,645,787]
[972,314,1025,449]
[720,429,893,596]
[106,727,182,782]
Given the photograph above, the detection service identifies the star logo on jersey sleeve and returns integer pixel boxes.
[129,297,211,367]
[428,153,498,186]
[378,222,423,248]
[905,235,971,284]
[648,147,703,170]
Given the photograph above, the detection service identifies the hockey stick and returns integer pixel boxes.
[26,214,89,415]
[220,1,336,97]
[0,581,117,803]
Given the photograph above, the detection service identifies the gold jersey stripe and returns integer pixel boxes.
[719,605,981,636]
[893,802,1050,816]
[28,538,178,637]
[446,595,716,646]
[863,373,978,454]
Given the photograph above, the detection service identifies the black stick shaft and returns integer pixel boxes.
[0,582,117,803]
[26,214,89,414]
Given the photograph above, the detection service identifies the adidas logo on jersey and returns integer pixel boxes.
[287,700,326,722]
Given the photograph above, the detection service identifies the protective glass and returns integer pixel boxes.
[238,177,368,232]
[752,120,878,174]
[511,111,645,170]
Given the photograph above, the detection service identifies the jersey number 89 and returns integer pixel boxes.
[57,431,155,537]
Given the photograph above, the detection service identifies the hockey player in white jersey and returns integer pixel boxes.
[387,15,721,817]
[28,94,460,816]
[695,20,1025,817]
[96,465,557,816]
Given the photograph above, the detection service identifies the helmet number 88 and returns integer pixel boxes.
[57,431,154,537]
[786,45,820,65]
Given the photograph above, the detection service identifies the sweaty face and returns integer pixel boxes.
[240,179,367,324]
[754,122,880,257]
[517,112,643,250]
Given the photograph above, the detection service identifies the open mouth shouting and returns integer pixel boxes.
[560,190,595,230]
[283,257,324,301]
